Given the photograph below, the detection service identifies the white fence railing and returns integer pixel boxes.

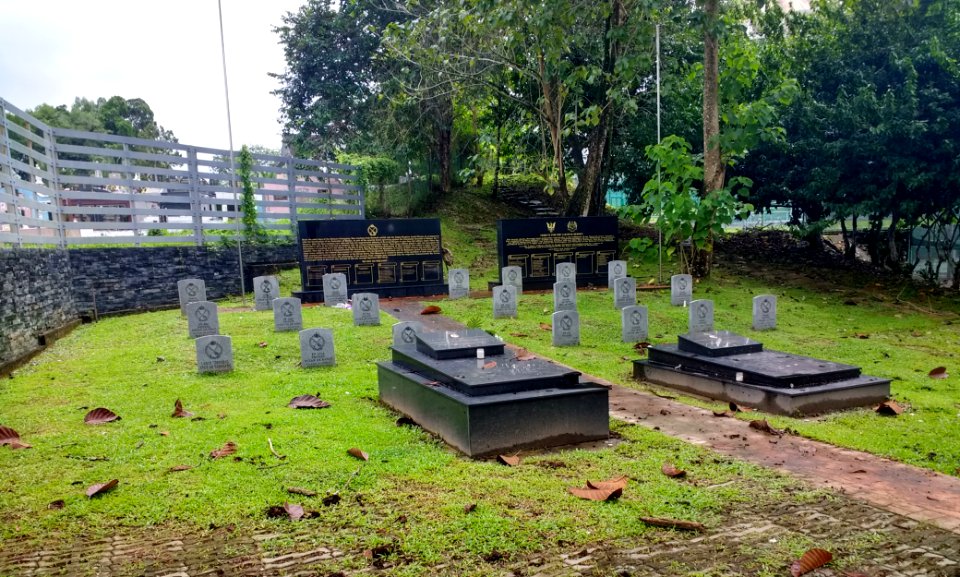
[0,97,364,247]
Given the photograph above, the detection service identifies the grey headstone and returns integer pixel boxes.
[671,274,693,306]
[553,280,577,312]
[555,262,577,283]
[613,276,637,309]
[753,294,777,331]
[502,266,523,293]
[299,328,335,367]
[177,278,206,316]
[351,292,381,326]
[253,275,280,311]
[322,273,348,307]
[621,305,649,343]
[552,310,580,346]
[186,301,219,339]
[392,321,424,349]
[449,268,470,299]
[273,297,303,332]
[195,335,233,373]
[688,299,714,333]
[493,284,518,319]
[607,260,627,286]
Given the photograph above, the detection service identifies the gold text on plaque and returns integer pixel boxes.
[367,224,379,237]
[546,222,556,233]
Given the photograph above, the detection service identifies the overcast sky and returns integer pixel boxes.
[0,0,305,151]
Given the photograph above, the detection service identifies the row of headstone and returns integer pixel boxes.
[684,296,778,333]
[195,326,339,374]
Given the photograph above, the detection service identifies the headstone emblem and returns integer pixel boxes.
[508,270,518,282]
[560,285,571,298]
[401,327,416,344]
[205,341,223,360]
[761,299,771,313]
[454,271,464,284]
[281,302,294,317]
[309,332,326,351]
[186,283,198,297]
[561,268,571,279]
[679,277,688,291]
[698,303,708,319]
[620,279,630,293]
[631,309,642,325]
[331,277,341,290]
[614,263,623,275]
[360,297,372,311]
[260,280,272,295]
[559,314,573,331]
[500,290,510,303]
[195,305,210,323]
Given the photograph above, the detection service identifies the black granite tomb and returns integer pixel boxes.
[294,218,448,302]
[495,217,618,290]
[379,329,609,456]
[634,330,890,416]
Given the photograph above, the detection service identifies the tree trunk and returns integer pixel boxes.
[699,0,723,278]
[539,53,567,199]
[493,121,501,200]
[886,209,900,270]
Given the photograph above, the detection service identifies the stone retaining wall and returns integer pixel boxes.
[0,244,298,371]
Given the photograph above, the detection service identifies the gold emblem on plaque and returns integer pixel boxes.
[567,220,578,233]
[546,222,556,233]
[367,224,379,237]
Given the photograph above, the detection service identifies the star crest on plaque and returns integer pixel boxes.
[367,224,379,237]
[567,220,578,233]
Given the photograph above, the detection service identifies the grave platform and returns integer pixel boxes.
[293,283,448,303]
[634,331,890,416]
[379,330,609,457]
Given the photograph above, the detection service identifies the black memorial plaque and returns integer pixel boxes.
[496,216,619,289]
[294,218,447,302]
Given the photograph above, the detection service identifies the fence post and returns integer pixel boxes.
[286,156,297,236]
[46,126,66,248]
[187,146,202,246]
[0,102,23,247]
[121,143,141,246]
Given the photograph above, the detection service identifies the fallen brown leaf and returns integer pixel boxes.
[288,394,332,409]
[790,548,832,577]
[0,426,31,449]
[514,349,536,361]
[84,408,120,425]
[86,479,119,498]
[420,305,442,315]
[168,465,193,472]
[586,476,629,491]
[257,341,268,348]
[568,486,622,501]
[661,463,687,478]
[633,341,651,352]
[283,502,305,521]
[482,361,497,370]
[712,410,735,418]
[875,400,903,416]
[728,402,753,413]
[322,493,341,506]
[171,398,194,418]
[159,431,169,436]
[464,503,477,513]
[855,333,870,339]
[347,447,369,461]
[929,366,948,379]
[210,441,237,459]
[748,419,783,436]
[48,500,65,510]
[509,332,529,338]
[539,322,552,331]
[639,517,705,531]
[287,487,318,497]
[497,454,521,467]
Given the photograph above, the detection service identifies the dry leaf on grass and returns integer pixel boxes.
[420,305,442,315]
[288,394,331,409]
[464,503,477,513]
[347,447,369,461]
[633,341,651,352]
[287,487,317,497]
[586,476,629,491]
[48,500,65,510]
[728,402,753,413]
[168,465,193,472]
[171,399,194,418]
[539,323,552,331]
[86,479,119,498]
[748,419,783,436]
[514,349,536,361]
[928,366,948,379]
[568,486,622,501]
[639,517,705,532]
[210,441,237,459]
[0,426,31,449]
[875,400,903,416]
[497,454,521,467]
[257,341,268,348]
[790,548,833,577]
[509,332,529,338]
[84,408,120,425]
[661,463,687,478]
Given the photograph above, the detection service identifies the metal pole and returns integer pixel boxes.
[656,23,663,284]
[218,0,245,304]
